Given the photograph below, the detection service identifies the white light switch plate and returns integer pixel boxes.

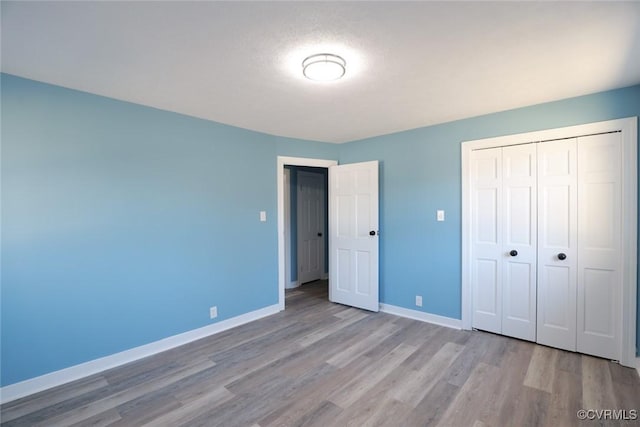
[260,211,267,222]
[437,210,445,221]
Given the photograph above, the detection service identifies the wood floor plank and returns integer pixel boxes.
[168,365,228,404]
[197,361,338,427]
[442,331,496,388]
[328,360,413,427]
[399,380,461,427]
[357,396,412,427]
[401,326,457,370]
[360,319,426,361]
[507,385,551,427]
[284,400,343,427]
[213,308,375,395]
[3,280,638,427]
[333,307,365,319]
[280,312,397,380]
[203,328,308,390]
[140,386,233,427]
[68,408,122,427]
[608,361,640,387]
[297,310,369,347]
[544,369,582,427]
[582,355,617,411]
[389,341,464,408]
[556,349,582,377]
[108,389,182,426]
[478,332,511,367]
[435,362,503,427]
[326,321,400,368]
[328,343,417,409]
[609,381,640,427]
[258,356,372,427]
[489,341,536,426]
[0,375,109,424]
[32,358,216,427]
[523,345,558,393]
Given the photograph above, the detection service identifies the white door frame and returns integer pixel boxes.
[277,156,338,310]
[461,117,637,367]
[283,167,295,289]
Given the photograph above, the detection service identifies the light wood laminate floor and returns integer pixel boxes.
[2,280,639,426]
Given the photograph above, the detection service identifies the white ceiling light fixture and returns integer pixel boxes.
[302,53,346,81]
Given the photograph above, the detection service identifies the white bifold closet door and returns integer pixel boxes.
[537,134,623,359]
[472,133,623,360]
[536,139,578,351]
[471,144,537,341]
[575,133,622,359]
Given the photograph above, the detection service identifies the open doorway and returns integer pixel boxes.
[284,166,328,289]
[277,157,337,310]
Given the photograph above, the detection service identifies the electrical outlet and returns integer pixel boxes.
[209,306,218,319]
[415,295,423,307]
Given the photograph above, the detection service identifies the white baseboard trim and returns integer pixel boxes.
[321,272,329,280]
[0,303,280,405]
[285,280,299,289]
[636,357,640,377]
[379,303,462,330]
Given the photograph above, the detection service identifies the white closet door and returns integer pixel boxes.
[501,144,537,341]
[576,133,622,360]
[471,148,503,334]
[537,139,578,352]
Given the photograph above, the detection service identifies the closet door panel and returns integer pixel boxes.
[501,144,537,341]
[577,133,622,359]
[471,148,502,334]
[537,139,578,351]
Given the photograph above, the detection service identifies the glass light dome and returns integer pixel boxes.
[302,53,346,81]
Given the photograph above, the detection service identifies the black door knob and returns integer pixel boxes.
[509,250,518,257]
[317,232,323,237]
[557,253,567,260]
[369,230,376,236]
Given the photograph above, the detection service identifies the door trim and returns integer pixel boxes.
[284,167,296,289]
[461,117,637,367]
[277,156,337,310]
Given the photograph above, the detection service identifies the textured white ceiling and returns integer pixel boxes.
[2,1,639,143]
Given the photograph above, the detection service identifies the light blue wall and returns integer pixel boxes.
[339,84,640,353]
[2,73,639,387]
[0,74,338,386]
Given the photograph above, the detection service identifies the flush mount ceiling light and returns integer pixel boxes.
[302,53,346,81]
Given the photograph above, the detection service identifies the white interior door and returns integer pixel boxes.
[329,161,379,312]
[471,148,503,334]
[501,144,537,341]
[576,132,622,360]
[297,170,325,284]
[537,139,578,352]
